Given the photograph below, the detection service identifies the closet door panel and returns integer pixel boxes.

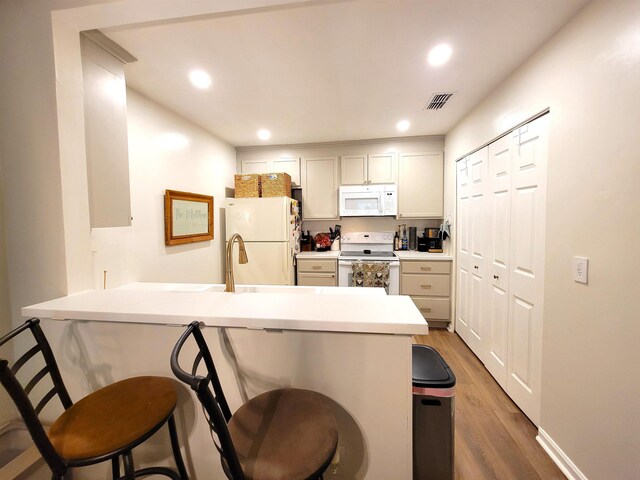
[507,115,549,426]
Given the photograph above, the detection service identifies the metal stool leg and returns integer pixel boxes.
[168,414,189,479]
[123,451,135,480]
[112,456,121,480]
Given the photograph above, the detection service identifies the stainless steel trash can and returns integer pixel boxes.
[412,344,456,480]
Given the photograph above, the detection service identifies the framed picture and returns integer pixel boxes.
[164,189,214,246]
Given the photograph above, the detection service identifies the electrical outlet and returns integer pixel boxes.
[572,256,589,284]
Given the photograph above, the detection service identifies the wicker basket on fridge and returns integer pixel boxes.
[234,174,261,198]
[260,172,291,197]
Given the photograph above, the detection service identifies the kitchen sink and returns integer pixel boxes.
[209,285,320,294]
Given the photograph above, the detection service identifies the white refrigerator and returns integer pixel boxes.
[225,197,300,285]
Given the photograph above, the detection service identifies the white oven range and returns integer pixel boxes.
[338,232,399,295]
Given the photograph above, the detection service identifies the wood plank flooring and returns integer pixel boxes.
[414,330,564,480]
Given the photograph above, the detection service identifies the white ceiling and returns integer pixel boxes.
[104,0,589,147]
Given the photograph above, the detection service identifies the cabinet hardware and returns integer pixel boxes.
[420,307,432,312]
[420,285,432,289]
[312,266,322,270]
[420,267,432,271]
[474,265,479,270]
[493,275,499,280]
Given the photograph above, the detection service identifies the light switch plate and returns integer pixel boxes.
[573,256,589,284]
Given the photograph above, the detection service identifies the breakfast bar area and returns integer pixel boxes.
[22,283,428,480]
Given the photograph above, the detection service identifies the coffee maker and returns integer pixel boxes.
[426,228,442,252]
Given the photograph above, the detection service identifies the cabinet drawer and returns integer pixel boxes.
[297,259,336,273]
[401,274,450,296]
[410,297,450,320]
[401,260,450,275]
[297,272,336,287]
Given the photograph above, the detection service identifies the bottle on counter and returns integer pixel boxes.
[394,231,400,251]
[401,225,408,250]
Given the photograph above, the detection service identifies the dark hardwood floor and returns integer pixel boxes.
[414,330,565,480]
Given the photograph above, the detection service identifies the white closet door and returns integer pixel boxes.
[484,135,513,389]
[455,157,472,344]
[506,115,549,425]
[457,147,488,358]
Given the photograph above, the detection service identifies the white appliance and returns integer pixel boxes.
[225,197,300,285]
[338,232,400,294]
[339,184,397,217]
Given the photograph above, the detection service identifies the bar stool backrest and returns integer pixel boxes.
[0,318,73,477]
[170,321,244,479]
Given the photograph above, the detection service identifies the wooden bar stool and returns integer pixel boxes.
[171,321,339,480]
[0,318,189,480]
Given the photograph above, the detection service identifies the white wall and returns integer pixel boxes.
[445,1,640,479]
[91,90,236,288]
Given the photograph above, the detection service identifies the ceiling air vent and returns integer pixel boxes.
[424,92,454,110]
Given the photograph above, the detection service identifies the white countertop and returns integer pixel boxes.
[296,250,341,259]
[22,282,428,335]
[394,251,453,260]
[297,250,452,260]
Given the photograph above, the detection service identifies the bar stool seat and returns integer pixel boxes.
[49,376,177,462]
[0,318,188,480]
[228,388,338,480]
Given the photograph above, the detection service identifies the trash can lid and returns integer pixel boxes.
[412,345,456,389]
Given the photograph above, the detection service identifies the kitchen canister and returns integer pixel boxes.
[408,227,417,250]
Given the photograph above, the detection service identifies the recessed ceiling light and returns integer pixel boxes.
[189,70,211,89]
[257,129,271,141]
[428,44,453,67]
[396,120,410,132]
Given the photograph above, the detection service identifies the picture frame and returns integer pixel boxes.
[164,189,214,246]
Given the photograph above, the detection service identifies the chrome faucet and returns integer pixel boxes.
[225,233,248,292]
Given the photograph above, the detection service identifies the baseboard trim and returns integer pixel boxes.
[536,428,588,480]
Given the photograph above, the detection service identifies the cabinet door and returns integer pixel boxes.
[297,272,337,286]
[484,135,513,389]
[397,152,443,218]
[506,115,548,425]
[241,159,270,175]
[341,154,367,185]
[368,153,396,184]
[301,157,339,220]
[272,157,300,187]
[81,36,131,228]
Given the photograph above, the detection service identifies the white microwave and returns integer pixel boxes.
[339,184,397,217]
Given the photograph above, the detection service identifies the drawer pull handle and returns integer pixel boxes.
[312,266,322,270]
[420,267,432,271]
[421,284,432,289]
[420,307,432,312]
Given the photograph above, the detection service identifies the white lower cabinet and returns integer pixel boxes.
[296,258,337,286]
[401,260,452,327]
[455,114,549,425]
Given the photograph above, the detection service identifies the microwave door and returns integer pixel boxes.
[341,193,383,216]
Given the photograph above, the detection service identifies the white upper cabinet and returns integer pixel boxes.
[240,157,301,187]
[340,153,396,185]
[341,154,367,185]
[301,157,339,220]
[397,152,443,218]
[241,159,270,175]
[81,35,132,228]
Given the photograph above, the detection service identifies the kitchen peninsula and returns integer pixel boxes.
[23,283,428,480]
